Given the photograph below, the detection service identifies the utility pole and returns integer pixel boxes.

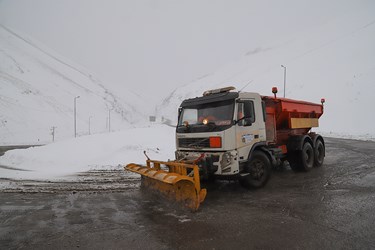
[89,116,92,135]
[74,96,80,137]
[51,126,56,142]
[108,109,111,132]
[281,65,287,98]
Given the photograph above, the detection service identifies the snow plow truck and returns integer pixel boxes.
[126,86,325,211]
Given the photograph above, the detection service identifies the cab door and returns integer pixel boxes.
[235,99,259,161]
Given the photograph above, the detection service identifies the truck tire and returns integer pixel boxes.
[240,150,271,188]
[300,141,314,171]
[314,139,325,167]
[288,141,314,172]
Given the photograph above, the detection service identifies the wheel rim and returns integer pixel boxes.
[250,159,265,180]
[303,144,314,168]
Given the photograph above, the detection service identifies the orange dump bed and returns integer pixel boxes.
[262,96,324,146]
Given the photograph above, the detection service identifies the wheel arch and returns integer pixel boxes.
[248,142,277,167]
[310,133,325,148]
[287,134,313,152]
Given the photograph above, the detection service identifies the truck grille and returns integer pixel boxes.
[178,138,210,148]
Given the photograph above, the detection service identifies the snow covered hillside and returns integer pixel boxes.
[157,7,375,138]
[0,25,147,145]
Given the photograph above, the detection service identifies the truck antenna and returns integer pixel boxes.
[239,80,253,92]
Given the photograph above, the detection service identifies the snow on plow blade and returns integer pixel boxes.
[125,160,207,211]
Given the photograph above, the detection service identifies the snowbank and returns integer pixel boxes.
[0,125,175,181]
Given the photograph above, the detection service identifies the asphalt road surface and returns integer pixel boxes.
[1,137,375,249]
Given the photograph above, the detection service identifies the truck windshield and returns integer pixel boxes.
[178,100,234,127]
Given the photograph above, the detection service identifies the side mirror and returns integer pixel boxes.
[177,107,182,121]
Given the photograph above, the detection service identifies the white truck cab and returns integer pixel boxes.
[175,87,270,186]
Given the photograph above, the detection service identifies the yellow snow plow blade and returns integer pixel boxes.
[125,159,207,211]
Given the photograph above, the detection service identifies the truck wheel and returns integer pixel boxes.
[288,141,314,172]
[300,141,314,171]
[314,139,325,167]
[240,150,271,188]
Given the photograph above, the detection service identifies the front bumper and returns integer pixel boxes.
[175,150,239,175]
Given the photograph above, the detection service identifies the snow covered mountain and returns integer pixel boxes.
[0,25,147,145]
[157,8,375,138]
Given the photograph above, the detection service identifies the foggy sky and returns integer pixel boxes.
[0,0,372,104]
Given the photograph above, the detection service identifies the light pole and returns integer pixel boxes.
[74,96,80,137]
[281,65,286,98]
[88,116,92,135]
[108,109,111,132]
[51,126,56,142]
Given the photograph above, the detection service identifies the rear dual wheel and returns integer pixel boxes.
[289,139,325,172]
[289,141,314,171]
[301,141,315,171]
[314,139,325,167]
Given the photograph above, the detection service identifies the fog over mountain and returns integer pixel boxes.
[1,1,372,101]
[156,2,375,138]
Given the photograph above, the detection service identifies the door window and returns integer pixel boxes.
[237,101,255,126]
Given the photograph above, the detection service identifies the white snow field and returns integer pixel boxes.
[0,25,147,145]
[0,125,175,181]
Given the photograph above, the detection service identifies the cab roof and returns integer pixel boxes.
[180,91,239,107]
